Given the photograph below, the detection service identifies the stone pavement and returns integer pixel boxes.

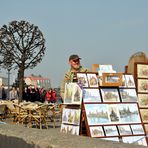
[0,122,147,148]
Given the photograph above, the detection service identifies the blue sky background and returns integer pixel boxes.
[0,0,148,87]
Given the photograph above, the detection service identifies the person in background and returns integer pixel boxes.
[9,87,18,100]
[60,54,89,101]
[45,88,57,103]
[0,84,7,100]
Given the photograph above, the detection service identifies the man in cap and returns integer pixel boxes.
[60,54,89,100]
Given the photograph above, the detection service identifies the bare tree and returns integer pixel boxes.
[0,20,46,102]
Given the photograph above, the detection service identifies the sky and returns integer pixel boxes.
[0,0,148,87]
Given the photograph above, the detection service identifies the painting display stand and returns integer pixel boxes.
[61,72,148,146]
[134,62,148,142]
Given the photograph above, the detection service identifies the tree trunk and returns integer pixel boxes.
[18,69,24,103]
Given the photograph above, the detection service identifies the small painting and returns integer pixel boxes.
[138,94,148,108]
[84,104,110,125]
[77,73,89,87]
[122,136,147,146]
[83,88,101,103]
[90,126,104,137]
[137,79,148,93]
[137,64,148,78]
[101,88,120,102]
[119,88,138,102]
[118,103,141,123]
[104,125,118,136]
[87,73,99,87]
[124,74,136,88]
[130,124,145,135]
[140,109,148,123]
[64,83,82,104]
[60,124,80,135]
[118,125,132,135]
[62,108,81,125]
[108,104,120,123]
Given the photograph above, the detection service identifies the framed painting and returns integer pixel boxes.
[137,79,148,93]
[62,108,81,125]
[138,94,148,108]
[87,73,99,87]
[102,73,122,86]
[118,103,141,123]
[83,88,102,103]
[140,109,148,123]
[130,124,145,135]
[100,88,120,102]
[118,125,132,135]
[60,124,80,135]
[124,74,136,88]
[136,63,148,78]
[72,83,83,104]
[84,104,110,125]
[108,104,120,123]
[76,73,89,87]
[89,126,104,137]
[122,136,147,146]
[64,82,83,104]
[119,88,138,102]
[104,125,118,136]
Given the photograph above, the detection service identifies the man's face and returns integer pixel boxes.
[69,59,80,70]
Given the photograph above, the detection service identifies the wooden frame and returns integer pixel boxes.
[136,63,148,78]
[102,73,122,86]
[137,79,148,93]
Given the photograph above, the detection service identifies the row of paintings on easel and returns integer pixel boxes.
[76,72,136,88]
[84,103,141,125]
[89,124,145,138]
[102,136,147,146]
[63,83,139,104]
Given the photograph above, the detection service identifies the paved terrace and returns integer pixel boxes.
[0,123,146,148]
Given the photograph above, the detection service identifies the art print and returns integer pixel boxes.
[124,74,136,88]
[108,104,120,123]
[83,88,101,103]
[62,108,81,125]
[100,88,120,102]
[130,124,145,135]
[118,125,132,135]
[137,64,148,78]
[60,124,80,135]
[104,126,118,136]
[87,73,99,87]
[98,65,115,76]
[140,109,148,123]
[84,104,110,125]
[122,136,147,146]
[138,94,148,108]
[76,73,89,87]
[119,88,138,102]
[64,83,74,103]
[118,104,141,123]
[90,126,104,137]
[72,83,83,104]
[137,79,148,93]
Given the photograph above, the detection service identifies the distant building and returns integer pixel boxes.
[24,75,51,89]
